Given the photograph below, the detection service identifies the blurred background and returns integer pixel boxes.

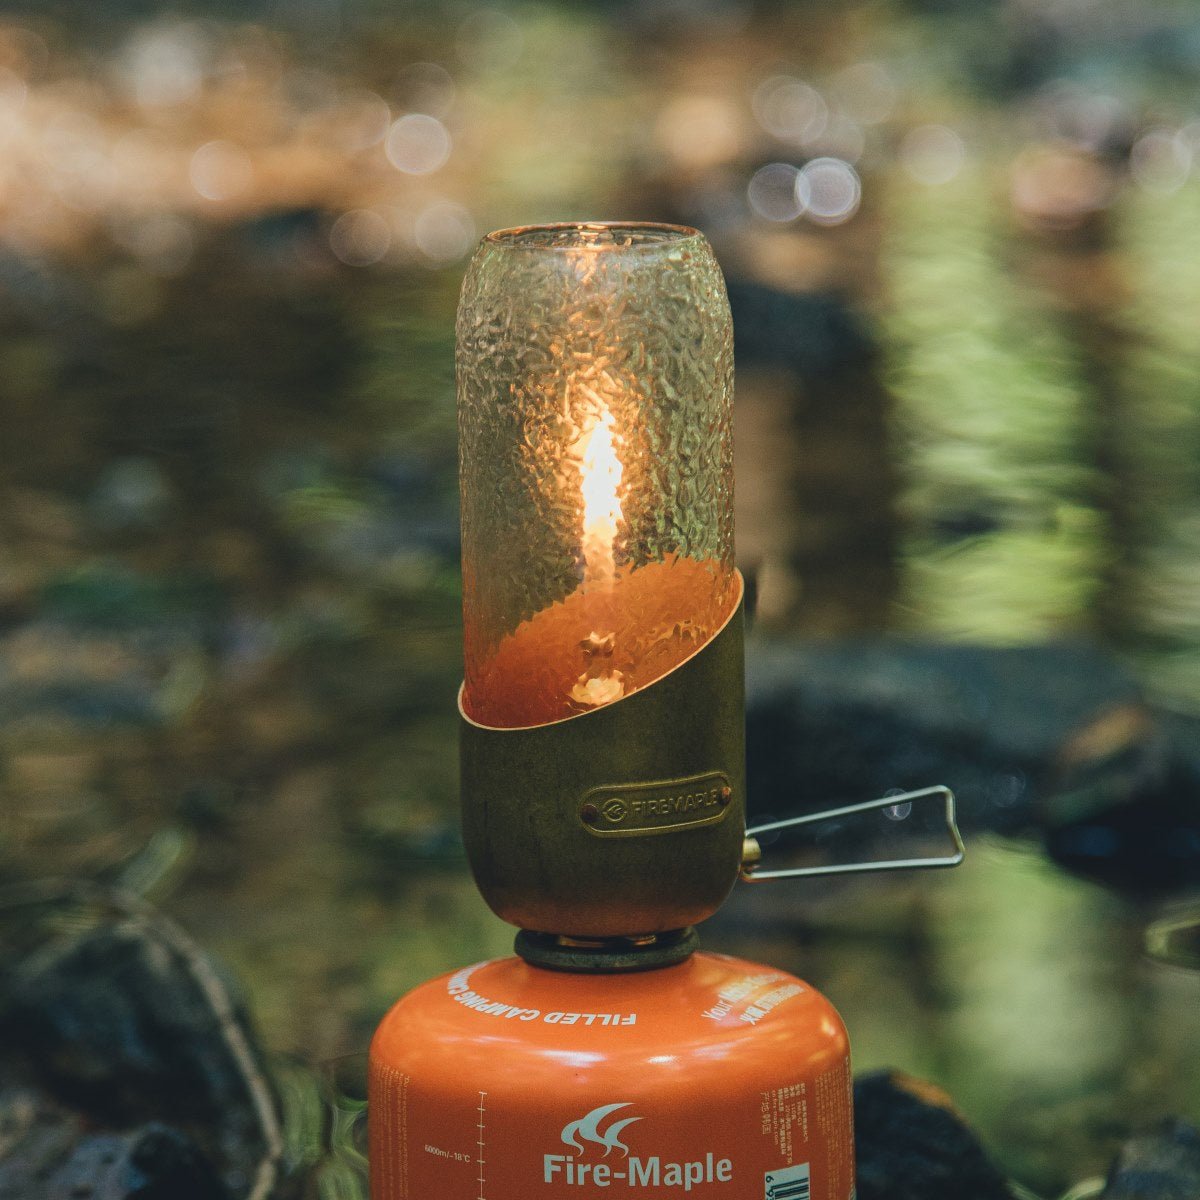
[1,0,1200,1197]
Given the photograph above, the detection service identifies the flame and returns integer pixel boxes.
[579,404,623,585]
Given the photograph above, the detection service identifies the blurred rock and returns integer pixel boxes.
[234,209,326,273]
[1042,709,1200,893]
[1101,1120,1200,1199]
[727,279,875,381]
[746,638,1135,834]
[54,1125,229,1200]
[0,902,280,1198]
[0,1098,233,1200]
[88,458,175,533]
[746,638,1200,892]
[854,1070,1014,1200]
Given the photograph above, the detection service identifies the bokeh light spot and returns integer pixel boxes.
[747,162,804,222]
[414,201,476,265]
[190,140,253,202]
[385,113,452,175]
[900,124,967,185]
[752,76,827,143]
[330,209,392,267]
[121,23,208,110]
[797,157,861,225]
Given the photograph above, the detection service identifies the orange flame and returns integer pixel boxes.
[579,404,623,585]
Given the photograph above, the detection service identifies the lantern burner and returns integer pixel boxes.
[514,927,701,973]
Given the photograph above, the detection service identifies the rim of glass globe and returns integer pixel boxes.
[482,221,704,252]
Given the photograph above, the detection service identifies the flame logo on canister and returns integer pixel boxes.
[560,1103,642,1158]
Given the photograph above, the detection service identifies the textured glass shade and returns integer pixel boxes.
[458,222,736,728]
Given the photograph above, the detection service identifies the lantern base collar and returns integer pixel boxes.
[514,926,698,973]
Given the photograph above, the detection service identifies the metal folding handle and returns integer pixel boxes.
[740,785,965,884]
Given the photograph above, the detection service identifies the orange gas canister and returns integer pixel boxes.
[369,951,854,1200]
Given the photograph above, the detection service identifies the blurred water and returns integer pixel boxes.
[1,1,1199,1197]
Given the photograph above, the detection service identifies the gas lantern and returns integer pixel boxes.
[369,222,964,1200]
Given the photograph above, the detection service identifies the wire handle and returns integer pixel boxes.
[740,785,965,884]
